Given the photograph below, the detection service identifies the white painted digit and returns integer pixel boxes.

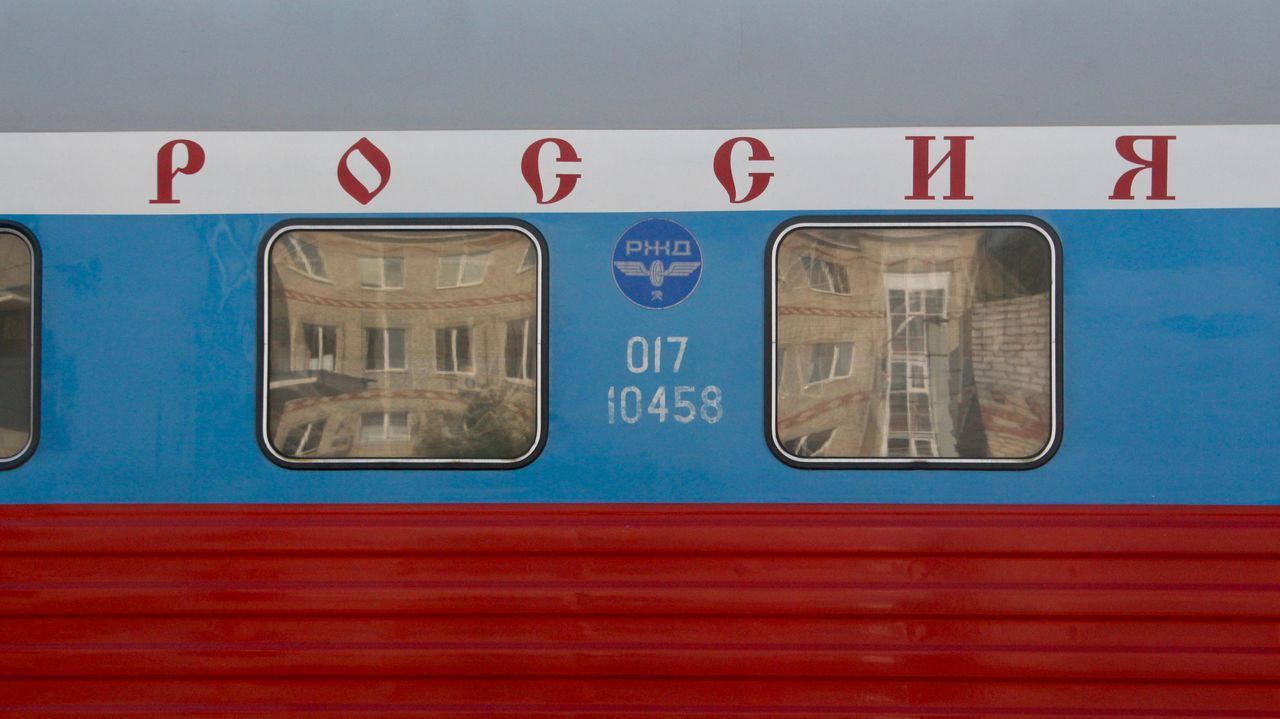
[653,336,662,373]
[607,385,616,424]
[673,386,696,423]
[700,385,723,424]
[626,337,648,373]
[647,386,668,422]
[668,337,687,372]
[620,386,642,423]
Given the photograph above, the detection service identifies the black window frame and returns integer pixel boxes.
[0,221,39,471]
[257,218,548,470]
[765,215,1063,471]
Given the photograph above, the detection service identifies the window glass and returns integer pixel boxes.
[264,225,542,465]
[772,222,1057,465]
[357,256,404,289]
[437,251,491,288]
[518,245,536,272]
[301,323,337,371]
[284,236,328,280]
[0,228,34,465]
[504,318,535,381]
[282,420,326,456]
[435,326,473,374]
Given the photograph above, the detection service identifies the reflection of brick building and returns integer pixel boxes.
[970,294,1052,457]
[0,231,32,459]
[266,228,539,461]
[775,226,1051,461]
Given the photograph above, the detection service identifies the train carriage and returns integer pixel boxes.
[1,3,1279,716]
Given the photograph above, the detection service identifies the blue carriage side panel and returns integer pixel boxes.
[0,204,1275,505]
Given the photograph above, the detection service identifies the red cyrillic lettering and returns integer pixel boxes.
[149,139,205,205]
[1110,135,1175,200]
[713,136,773,203]
[905,135,973,200]
[521,138,581,204]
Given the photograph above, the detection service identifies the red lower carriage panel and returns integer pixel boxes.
[1,505,1279,716]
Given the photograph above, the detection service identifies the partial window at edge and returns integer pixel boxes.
[0,226,36,468]
[771,220,1059,468]
[262,224,544,467]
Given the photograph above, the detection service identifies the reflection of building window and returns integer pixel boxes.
[782,428,835,457]
[361,412,410,442]
[806,342,853,385]
[885,275,949,458]
[435,326,473,374]
[801,255,850,294]
[283,237,328,280]
[365,327,407,371]
[517,244,536,273]
[505,318,535,382]
[301,323,337,371]
[282,420,326,456]
[437,251,490,288]
[357,257,404,289]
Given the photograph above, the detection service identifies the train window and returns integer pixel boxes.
[0,225,37,469]
[260,222,546,468]
[769,219,1060,469]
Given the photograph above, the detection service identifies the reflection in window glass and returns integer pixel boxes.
[437,251,491,288]
[773,223,1056,464]
[782,428,835,457]
[504,318,535,381]
[282,419,326,456]
[301,323,337,371]
[365,327,407,371]
[357,256,404,289]
[283,236,328,279]
[435,326,473,374]
[0,229,33,463]
[264,226,542,464]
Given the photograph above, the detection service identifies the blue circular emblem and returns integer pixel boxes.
[611,218,703,310]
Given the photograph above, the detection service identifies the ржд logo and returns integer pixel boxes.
[611,218,703,310]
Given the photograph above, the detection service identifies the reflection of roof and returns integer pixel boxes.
[269,371,370,401]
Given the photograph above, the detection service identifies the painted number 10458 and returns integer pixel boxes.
[607,385,722,424]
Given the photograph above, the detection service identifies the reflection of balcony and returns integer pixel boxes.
[268,370,371,401]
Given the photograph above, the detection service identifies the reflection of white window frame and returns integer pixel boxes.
[299,322,337,371]
[357,256,405,290]
[365,327,407,371]
[360,411,410,442]
[436,325,474,374]
[800,254,850,294]
[505,318,535,383]
[437,251,491,288]
[805,342,854,386]
[883,272,950,458]
[517,244,536,273]
[783,428,836,457]
[282,236,329,281]
[283,420,326,456]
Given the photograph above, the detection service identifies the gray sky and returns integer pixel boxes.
[1,0,1276,130]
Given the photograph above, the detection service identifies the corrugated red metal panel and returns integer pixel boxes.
[1,505,1279,716]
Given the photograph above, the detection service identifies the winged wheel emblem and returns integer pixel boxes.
[613,260,700,287]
